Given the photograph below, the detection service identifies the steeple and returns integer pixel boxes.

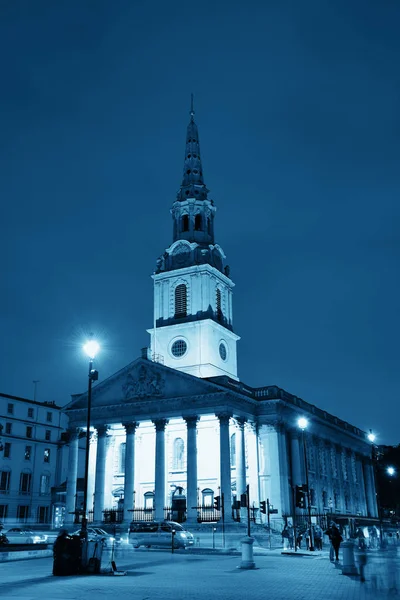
[177,95,209,202]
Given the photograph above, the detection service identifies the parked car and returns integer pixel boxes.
[71,527,115,548]
[5,528,47,544]
[129,520,194,549]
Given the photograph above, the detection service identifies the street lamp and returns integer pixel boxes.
[368,429,384,547]
[387,466,395,477]
[81,339,100,536]
[297,417,314,551]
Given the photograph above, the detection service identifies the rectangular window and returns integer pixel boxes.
[5,422,12,434]
[0,471,11,492]
[44,448,50,463]
[7,403,14,415]
[28,408,34,418]
[46,412,52,423]
[37,506,49,524]
[19,472,32,494]
[0,505,8,519]
[4,443,11,458]
[26,426,33,439]
[45,430,51,441]
[17,505,29,522]
[40,474,50,495]
[25,446,32,460]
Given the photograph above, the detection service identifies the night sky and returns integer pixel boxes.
[1,1,399,444]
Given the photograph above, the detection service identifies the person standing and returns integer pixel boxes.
[325,522,343,562]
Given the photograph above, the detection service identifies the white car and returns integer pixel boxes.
[71,527,115,548]
[5,528,47,544]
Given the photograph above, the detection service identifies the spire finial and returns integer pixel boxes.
[190,93,195,121]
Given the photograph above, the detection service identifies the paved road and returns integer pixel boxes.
[0,546,397,600]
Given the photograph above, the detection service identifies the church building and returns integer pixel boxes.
[63,105,378,531]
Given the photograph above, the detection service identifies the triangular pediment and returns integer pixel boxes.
[65,357,226,412]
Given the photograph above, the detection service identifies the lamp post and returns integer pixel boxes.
[368,429,384,547]
[298,417,314,551]
[81,339,100,537]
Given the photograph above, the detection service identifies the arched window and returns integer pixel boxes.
[207,217,211,235]
[216,288,222,320]
[144,491,154,510]
[230,433,236,468]
[202,488,214,507]
[119,443,126,474]
[175,284,187,318]
[194,214,202,231]
[182,214,189,232]
[173,438,184,470]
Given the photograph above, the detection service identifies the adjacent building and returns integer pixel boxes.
[62,106,378,530]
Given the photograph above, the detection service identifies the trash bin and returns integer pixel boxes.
[53,534,82,576]
[81,540,103,574]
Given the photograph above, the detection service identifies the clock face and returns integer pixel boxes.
[219,342,227,361]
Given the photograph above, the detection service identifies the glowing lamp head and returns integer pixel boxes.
[83,340,100,359]
[387,467,395,477]
[298,417,308,431]
[367,431,376,443]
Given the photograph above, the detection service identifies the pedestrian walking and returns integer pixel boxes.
[355,535,368,582]
[324,522,343,562]
[314,525,323,551]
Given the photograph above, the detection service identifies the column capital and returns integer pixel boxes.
[67,427,83,441]
[233,417,246,430]
[123,422,138,435]
[184,416,199,429]
[152,418,168,432]
[216,413,232,426]
[96,425,109,438]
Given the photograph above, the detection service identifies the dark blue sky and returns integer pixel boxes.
[1,1,399,444]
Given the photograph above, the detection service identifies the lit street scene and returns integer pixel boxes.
[0,0,399,598]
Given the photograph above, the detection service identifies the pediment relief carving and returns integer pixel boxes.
[123,365,165,400]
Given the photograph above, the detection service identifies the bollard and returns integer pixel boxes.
[341,541,358,575]
[239,536,256,570]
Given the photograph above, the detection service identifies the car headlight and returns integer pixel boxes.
[180,533,187,538]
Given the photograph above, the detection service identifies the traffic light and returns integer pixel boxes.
[295,485,307,509]
[260,501,267,514]
[214,495,221,511]
[240,493,248,508]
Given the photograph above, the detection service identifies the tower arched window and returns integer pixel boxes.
[194,214,202,231]
[216,288,222,320]
[173,438,185,470]
[230,433,236,468]
[207,217,211,235]
[175,284,187,318]
[119,443,126,474]
[182,214,189,232]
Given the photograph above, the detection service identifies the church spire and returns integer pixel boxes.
[177,95,209,202]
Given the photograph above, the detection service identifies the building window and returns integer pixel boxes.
[171,339,187,358]
[144,492,154,510]
[0,505,8,519]
[194,214,202,231]
[5,423,12,434]
[26,426,33,439]
[182,214,189,232]
[173,438,184,471]
[19,472,32,494]
[46,412,52,423]
[44,448,50,463]
[310,488,316,507]
[45,430,51,441]
[28,408,34,418]
[17,505,29,522]
[40,474,50,495]
[322,490,328,509]
[230,433,236,467]
[7,404,13,415]
[37,506,49,524]
[25,446,32,460]
[216,288,222,320]
[174,284,187,318]
[333,491,340,511]
[3,443,11,458]
[119,443,126,474]
[201,488,214,507]
[0,470,11,493]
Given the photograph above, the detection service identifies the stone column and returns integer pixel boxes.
[123,422,138,523]
[217,413,233,522]
[153,419,168,521]
[65,428,81,525]
[363,458,378,517]
[184,416,199,523]
[93,425,109,523]
[235,418,247,521]
[290,430,303,486]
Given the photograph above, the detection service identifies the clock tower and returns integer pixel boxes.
[148,101,239,379]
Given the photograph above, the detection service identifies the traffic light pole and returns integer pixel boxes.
[246,484,251,537]
[267,498,271,549]
[301,429,314,551]
[221,492,225,548]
